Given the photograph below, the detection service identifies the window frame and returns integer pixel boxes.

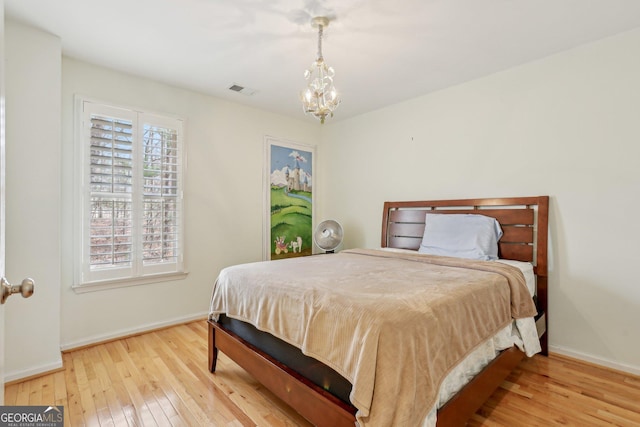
[73,96,186,292]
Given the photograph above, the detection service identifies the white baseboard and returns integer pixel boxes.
[60,311,208,352]
[4,359,64,384]
[549,344,640,376]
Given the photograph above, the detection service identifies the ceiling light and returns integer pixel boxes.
[300,16,341,124]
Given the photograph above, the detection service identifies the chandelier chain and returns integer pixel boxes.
[317,24,324,61]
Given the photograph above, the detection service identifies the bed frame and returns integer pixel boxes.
[208,196,549,426]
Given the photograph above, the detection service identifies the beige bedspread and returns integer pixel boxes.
[209,249,537,426]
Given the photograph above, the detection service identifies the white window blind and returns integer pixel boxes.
[89,115,134,269]
[141,124,179,266]
[76,100,184,287]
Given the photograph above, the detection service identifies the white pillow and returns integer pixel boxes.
[418,213,503,260]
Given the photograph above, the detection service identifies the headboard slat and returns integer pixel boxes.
[501,226,534,243]
[498,243,534,262]
[389,208,533,226]
[388,223,429,238]
[389,209,431,223]
[388,236,422,250]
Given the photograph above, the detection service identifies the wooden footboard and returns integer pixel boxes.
[209,320,357,427]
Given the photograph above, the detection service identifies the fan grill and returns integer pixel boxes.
[314,220,343,252]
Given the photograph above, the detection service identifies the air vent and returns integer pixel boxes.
[228,84,258,96]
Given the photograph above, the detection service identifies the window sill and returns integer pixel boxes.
[72,271,189,294]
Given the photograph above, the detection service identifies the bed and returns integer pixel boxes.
[208,196,549,426]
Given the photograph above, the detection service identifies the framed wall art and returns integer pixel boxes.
[264,136,315,260]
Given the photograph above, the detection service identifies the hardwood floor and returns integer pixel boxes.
[5,321,640,426]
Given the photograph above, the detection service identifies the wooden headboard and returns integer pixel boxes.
[381,196,549,353]
[382,196,548,274]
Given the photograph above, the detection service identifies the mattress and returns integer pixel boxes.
[218,314,353,403]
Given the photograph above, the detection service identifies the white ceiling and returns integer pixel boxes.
[6,0,640,123]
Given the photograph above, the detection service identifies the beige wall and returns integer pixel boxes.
[60,58,320,349]
[319,28,640,373]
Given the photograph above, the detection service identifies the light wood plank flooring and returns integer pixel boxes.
[5,321,640,426]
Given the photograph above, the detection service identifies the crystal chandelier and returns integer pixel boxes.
[301,17,341,124]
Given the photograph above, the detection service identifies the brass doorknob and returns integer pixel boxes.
[1,277,35,304]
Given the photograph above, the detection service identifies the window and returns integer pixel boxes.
[74,99,185,289]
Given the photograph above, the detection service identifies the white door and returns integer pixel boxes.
[0,0,7,404]
[0,7,34,402]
